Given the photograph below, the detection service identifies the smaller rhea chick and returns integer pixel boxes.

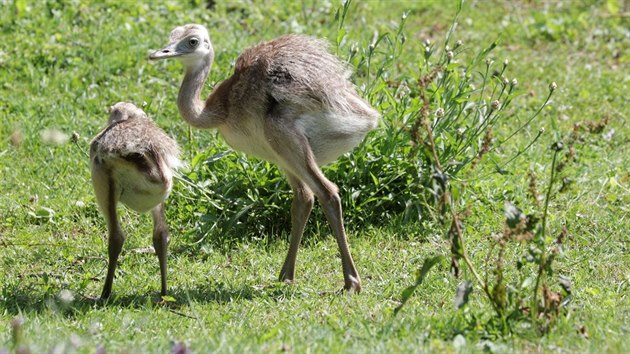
[90,102,181,299]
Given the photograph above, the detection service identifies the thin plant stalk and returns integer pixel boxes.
[532,145,561,319]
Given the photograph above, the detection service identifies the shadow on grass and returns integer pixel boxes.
[0,280,306,317]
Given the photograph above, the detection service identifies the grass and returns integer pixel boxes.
[1,0,629,352]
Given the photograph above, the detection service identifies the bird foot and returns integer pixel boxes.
[278,266,295,284]
[279,275,296,284]
[343,275,361,294]
[100,290,112,302]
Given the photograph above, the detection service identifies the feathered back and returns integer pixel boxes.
[235,35,377,118]
[91,103,181,170]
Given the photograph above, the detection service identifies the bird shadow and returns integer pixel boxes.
[0,279,308,317]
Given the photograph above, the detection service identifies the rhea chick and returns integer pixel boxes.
[150,24,379,292]
[90,102,181,299]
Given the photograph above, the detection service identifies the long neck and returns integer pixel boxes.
[177,54,224,129]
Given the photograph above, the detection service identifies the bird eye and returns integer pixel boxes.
[189,38,199,47]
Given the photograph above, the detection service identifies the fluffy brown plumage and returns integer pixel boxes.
[90,102,180,299]
[150,24,378,292]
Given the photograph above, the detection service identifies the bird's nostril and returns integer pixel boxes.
[162,50,170,53]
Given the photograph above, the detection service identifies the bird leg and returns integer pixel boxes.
[151,203,169,296]
[92,165,125,300]
[102,220,124,300]
[265,118,361,292]
[316,186,361,292]
[299,161,361,292]
[279,174,314,283]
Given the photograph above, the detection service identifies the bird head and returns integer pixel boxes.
[149,24,213,69]
[108,102,147,124]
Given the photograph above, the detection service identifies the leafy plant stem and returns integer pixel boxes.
[499,90,553,145]
[468,127,545,181]
[532,146,560,320]
[541,149,559,240]
[72,140,89,159]
[421,106,500,316]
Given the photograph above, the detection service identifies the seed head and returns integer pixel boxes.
[511,78,518,87]
[502,76,509,85]
[436,107,445,117]
[58,289,75,304]
[41,128,69,145]
[446,51,454,59]
[485,58,494,66]
[455,40,463,49]
[11,317,24,330]
[539,127,546,134]
[10,130,23,146]
[551,141,564,151]
[11,317,24,346]
[549,81,558,92]
[89,321,103,335]
[491,100,501,110]
[503,58,509,67]
[423,38,431,46]
[71,131,80,143]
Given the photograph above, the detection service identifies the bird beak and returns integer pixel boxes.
[149,43,182,60]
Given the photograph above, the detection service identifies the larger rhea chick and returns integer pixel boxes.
[150,24,378,292]
[90,102,181,299]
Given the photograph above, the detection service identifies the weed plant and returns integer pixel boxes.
[385,1,577,336]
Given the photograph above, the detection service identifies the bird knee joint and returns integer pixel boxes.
[322,191,341,205]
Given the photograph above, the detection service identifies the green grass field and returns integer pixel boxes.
[1,1,628,352]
